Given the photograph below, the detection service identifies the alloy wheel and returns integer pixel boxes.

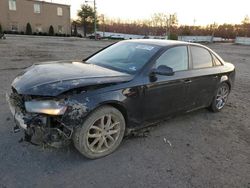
[86,114,121,153]
[216,84,229,110]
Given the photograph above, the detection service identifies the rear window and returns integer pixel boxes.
[191,46,213,69]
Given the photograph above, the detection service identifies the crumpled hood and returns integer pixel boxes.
[12,61,133,96]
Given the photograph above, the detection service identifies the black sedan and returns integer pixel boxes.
[7,39,235,159]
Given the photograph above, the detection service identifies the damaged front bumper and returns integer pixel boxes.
[6,92,28,131]
[6,92,73,147]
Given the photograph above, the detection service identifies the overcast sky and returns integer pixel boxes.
[51,0,249,25]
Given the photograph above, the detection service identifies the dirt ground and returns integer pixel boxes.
[0,35,249,188]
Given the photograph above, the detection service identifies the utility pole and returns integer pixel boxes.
[211,22,216,43]
[169,14,172,39]
[94,0,97,40]
[166,14,172,39]
[193,18,196,26]
[101,14,105,38]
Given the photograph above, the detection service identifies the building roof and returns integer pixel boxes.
[27,0,70,7]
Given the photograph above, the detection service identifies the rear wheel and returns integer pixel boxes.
[209,82,230,112]
[73,105,125,159]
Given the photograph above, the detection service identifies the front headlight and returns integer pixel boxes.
[25,100,67,115]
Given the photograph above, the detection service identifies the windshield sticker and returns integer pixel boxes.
[136,45,154,51]
[129,66,137,71]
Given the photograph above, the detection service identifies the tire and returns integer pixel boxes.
[73,105,126,159]
[209,82,230,112]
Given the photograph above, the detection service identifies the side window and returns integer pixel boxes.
[191,46,213,69]
[212,54,222,66]
[155,46,188,72]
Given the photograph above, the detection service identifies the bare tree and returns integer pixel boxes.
[242,15,250,24]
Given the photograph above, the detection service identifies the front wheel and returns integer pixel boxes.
[73,105,125,159]
[209,82,230,112]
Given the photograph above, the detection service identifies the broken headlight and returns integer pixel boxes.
[25,100,67,115]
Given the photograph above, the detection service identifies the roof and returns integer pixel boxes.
[126,39,190,47]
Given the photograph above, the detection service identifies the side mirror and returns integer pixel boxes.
[152,65,174,76]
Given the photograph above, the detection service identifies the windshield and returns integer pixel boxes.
[86,42,160,74]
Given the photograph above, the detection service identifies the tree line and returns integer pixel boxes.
[75,4,250,39]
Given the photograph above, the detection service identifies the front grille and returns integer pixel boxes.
[10,88,25,112]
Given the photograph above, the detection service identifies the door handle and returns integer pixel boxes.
[184,79,192,84]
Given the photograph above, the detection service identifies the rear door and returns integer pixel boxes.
[185,45,221,109]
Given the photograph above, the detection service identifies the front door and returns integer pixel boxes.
[142,46,190,122]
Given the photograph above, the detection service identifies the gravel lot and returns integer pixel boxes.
[0,35,249,188]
